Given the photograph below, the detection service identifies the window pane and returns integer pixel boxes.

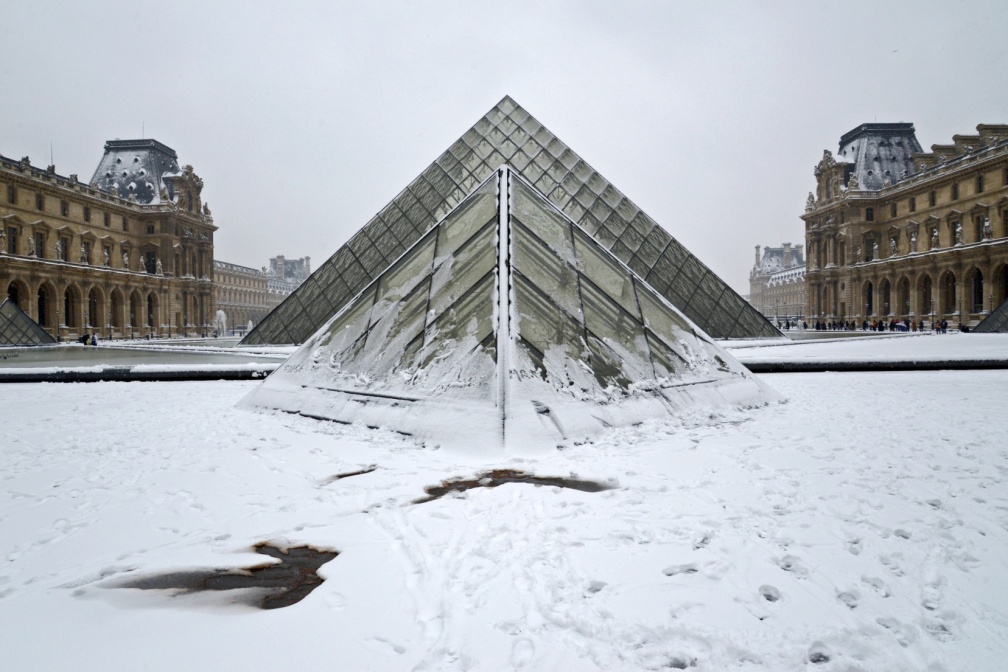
[429,223,496,319]
[574,228,639,316]
[512,179,575,264]
[512,223,581,321]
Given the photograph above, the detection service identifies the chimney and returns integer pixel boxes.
[782,243,792,269]
[754,245,761,267]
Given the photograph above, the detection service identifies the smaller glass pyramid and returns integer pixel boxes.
[0,299,57,347]
[974,297,1008,333]
[241,169,776,452]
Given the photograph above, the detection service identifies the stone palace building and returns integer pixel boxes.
[748,242,806,324]
[803,123,1008,326]
[1,140,217,339]
[213,255,309,334]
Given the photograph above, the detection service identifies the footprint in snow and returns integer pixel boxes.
[836,590,859,609]
[775,555,807,578]
[861,575,891,597]
[663,563,699,577]
[807,642,831,664]
[759,585,780,602]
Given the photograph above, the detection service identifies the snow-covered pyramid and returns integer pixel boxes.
[241,169,777,452]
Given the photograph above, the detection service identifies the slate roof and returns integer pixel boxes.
[90,139,181,205]
[836,123,923,191]
[242,96,778,345]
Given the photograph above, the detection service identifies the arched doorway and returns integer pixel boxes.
[87,287,103,331]
[37,283,56,335]
[940,271,957,317]
[7,281,23,308]
[110,289,125,333]
[865,281,874,317]
[969,268,984,314]
[64,285,83,330]
[897,277,910,317]
[129,290,142,337]
[919,274,934,318]
[146,292,159,332]
[880,278,891,317]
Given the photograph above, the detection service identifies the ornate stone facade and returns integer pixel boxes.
[804,123,1008,326]
[213,257,308,334]
[748,243,806,323]
[0,140,216,339]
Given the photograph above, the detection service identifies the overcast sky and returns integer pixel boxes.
[2,1,1006,294]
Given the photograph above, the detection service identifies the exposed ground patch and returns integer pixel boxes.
[319,465,377,486]
[115,543,338,609]
[413,468,617,504]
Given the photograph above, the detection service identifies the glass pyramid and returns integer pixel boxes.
[0,299,57,346]
[241,169,776,451]
[241,96,778,345]
[974,297,1008,333]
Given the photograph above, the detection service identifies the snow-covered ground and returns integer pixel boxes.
[2,371,1007,671]
[726,332,1008,365]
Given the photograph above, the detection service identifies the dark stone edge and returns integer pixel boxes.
[0,368,274,383]
[744,360,1008,373]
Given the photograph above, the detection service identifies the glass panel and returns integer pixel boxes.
[429,223,496,319]
[636,280,695,350]
[513,273,589,374]
[512,224,582,321]
[427,271,494,346]
[435,179,497,262]
[574,228,638,315]
[579,281,651,380]
[371,230,437,325]
[356,283,428,378]
[646,331,685,380]
[319,285,375,351]
[512,179,575,264]
[586,335,633,389]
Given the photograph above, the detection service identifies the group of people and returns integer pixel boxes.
[76,332,98,346]
[801,318,957,333]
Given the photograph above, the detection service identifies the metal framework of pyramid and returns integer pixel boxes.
[241,168,776,451]
[974,297,1008,332]
[241,96,778,346]
[0,299,57,346]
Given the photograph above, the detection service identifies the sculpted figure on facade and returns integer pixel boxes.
[872,241,879,259]
[80,244,87,264]
[0,227,6,254]
[983,217,992,240]
[156,258,163,275]
[103,249,110,266]
[122,251,129,270]
[53,238,61,260]
[955,222,963,245]
[27,236,35,256]
[890,238,897,256]
[855,245,861,262]
[805,192,816,212]
[931,228,939,248]
[846,172,859,191]
[910,232,918,253]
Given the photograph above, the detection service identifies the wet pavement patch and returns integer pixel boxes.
[116,543,338,609]
[414,468,617,504]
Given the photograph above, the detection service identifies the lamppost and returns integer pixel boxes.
[990,294,994,314]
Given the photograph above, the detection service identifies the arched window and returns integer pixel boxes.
[865,207,874,222]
